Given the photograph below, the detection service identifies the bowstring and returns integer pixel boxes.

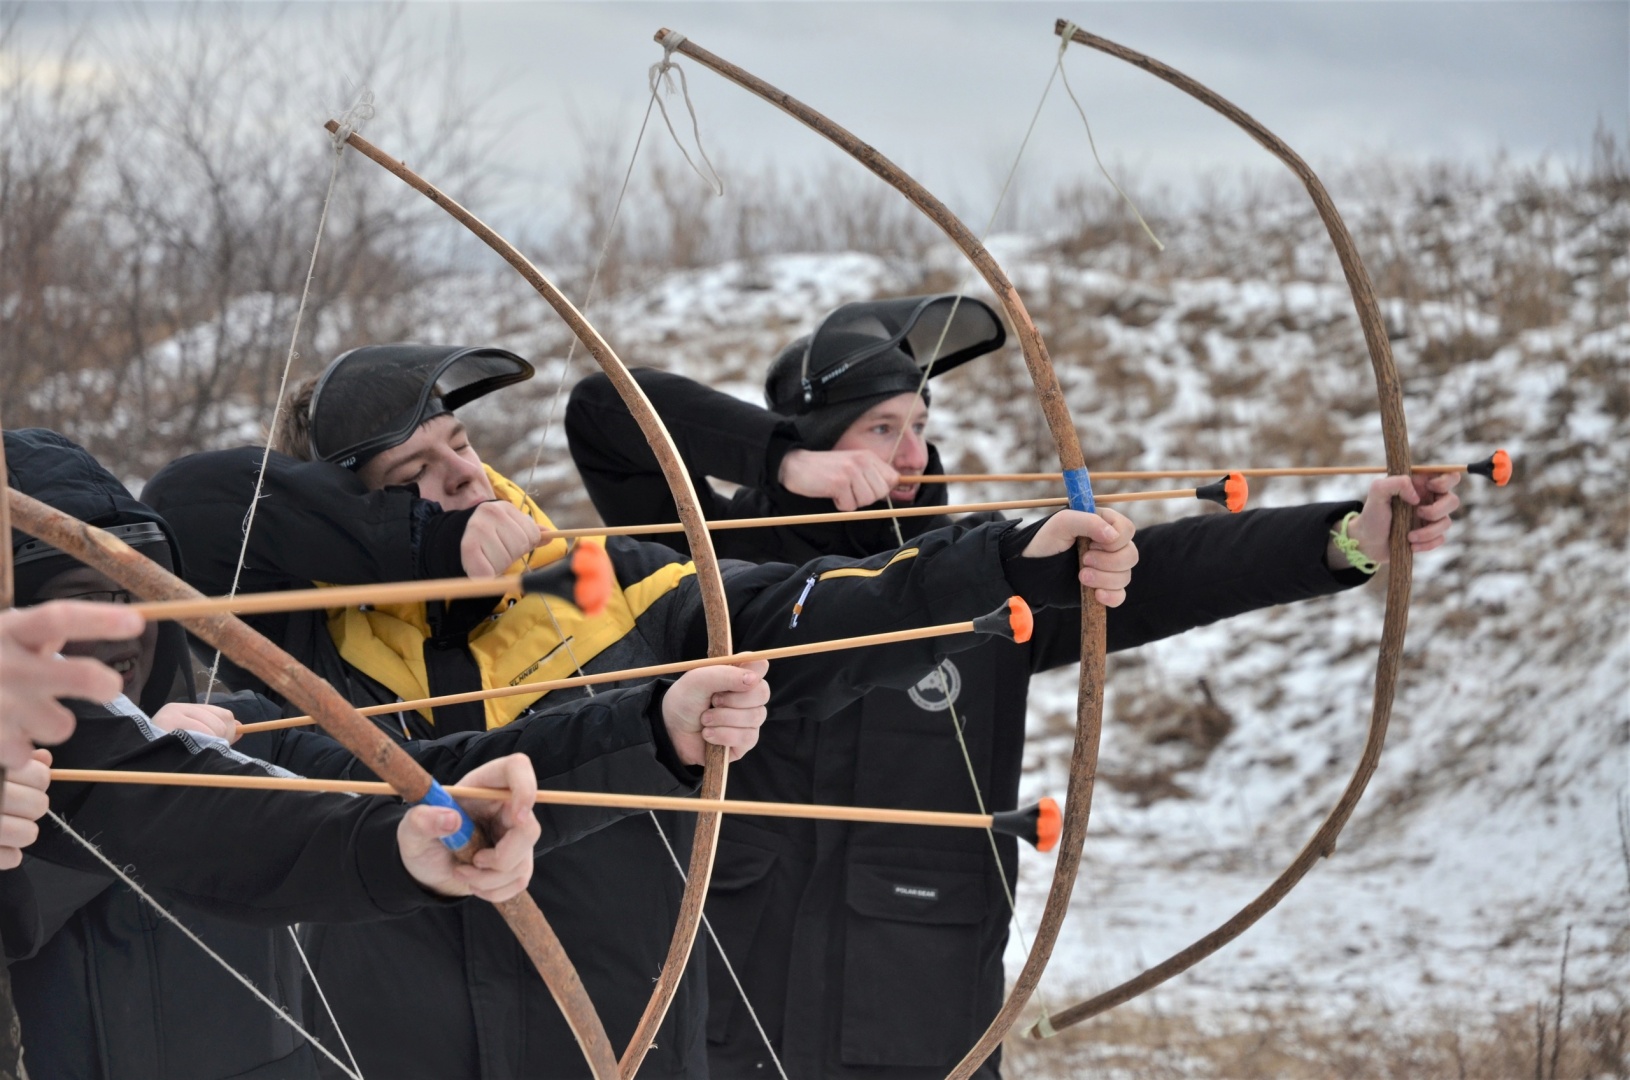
[873,23,1147,1031]
[514,39,789,1071]
[521,94,659,501]
[193,87,376,1063]
[648,811,791,1080]
[202,90,375,699]
[523,30,721,502]
[46,810,365,1080]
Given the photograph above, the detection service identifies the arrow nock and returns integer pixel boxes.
[519,540,613,616]
[1196,472,1249,512]
[991,796,1063,852]
[1467,449,1512,486]
[973,596,1033,643]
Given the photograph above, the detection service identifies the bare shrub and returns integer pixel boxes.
[1,3,491,478]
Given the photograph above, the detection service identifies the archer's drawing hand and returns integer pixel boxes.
[398,753,540,902]
[662,660,771,766]
[0,601,146,769]
[1023,507,1139,608]
[461,501,544,579]
[151,702,241,744]
[1336,472,1463,569]
[779,448,901,512]
[0,748,52,869]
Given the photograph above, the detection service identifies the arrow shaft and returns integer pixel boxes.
[50,768,1002,832]
[237,615,982,734]
[122,487,1205,622]
[906,463,1471,484]
[131,573,528,621]
[538,487,1205,541]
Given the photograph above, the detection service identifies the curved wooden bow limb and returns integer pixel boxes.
[5,488,622,1080]
[655,28,1108,1079]
[324,120,734,1079]
[1027,22,1414,1037]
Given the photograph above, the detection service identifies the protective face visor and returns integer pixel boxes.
[307,344,534,470]
[773,295,1007,415]
[12,521,174,605]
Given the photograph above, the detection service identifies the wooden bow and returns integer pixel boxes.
[2,486,624,1078]
[1027,22,1415,1036]
[325,121,733,1080]
[657,29,1110,1078]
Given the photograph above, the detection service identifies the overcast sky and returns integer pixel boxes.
[11,1,1628,235]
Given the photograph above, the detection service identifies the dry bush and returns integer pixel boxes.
[0,3,491,477]
[549,148,941,299]
[1001,998,1630,1080]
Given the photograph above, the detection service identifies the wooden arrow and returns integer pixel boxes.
[50,769,1064,851]
[236,597,1035,735]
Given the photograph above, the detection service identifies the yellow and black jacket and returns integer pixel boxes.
[146,445,1034,1080]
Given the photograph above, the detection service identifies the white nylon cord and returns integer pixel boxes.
[650,32,724,196]
[647,811,791,1080]
[194,88,375,1069]
[1055,23,1164,252]
[286,925,366,1079]
[870,28,1146,1029]
[930,666,1053,1027]
[202,90,376,699]
[45,811,364,1080]
[522,93,662,499]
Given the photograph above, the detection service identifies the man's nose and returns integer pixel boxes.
[446,451,483,490]
[897,431,929,473]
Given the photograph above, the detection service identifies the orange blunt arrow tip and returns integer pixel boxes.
[972,596,1033,643]
[519,541,612,617]
[990,797,1063,852]
[1194,472,1250,512]
[1467,449,1513,487]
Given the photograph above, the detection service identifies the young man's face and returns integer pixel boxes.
[358,414,496,511]
[33,566,158,699]
[831,392,931,503]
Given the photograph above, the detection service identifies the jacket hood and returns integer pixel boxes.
[5,428,195,713]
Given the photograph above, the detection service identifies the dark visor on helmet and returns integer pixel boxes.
[307,345,534,470]
[13,521,170,569]
[789,295,1006,413]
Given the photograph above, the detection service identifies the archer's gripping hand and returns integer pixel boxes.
[1022,507,1139,608]
[151,702,242,744]
[662,660,771,766]
[1335,472,1463,568]
[398,753,541,902]
[779,448,902,512]
[0,748,52,869]
[0,601,146,769]
[461,501,545,579]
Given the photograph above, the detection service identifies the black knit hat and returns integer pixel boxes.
[764,295,1005,449]
[308,344,534,470]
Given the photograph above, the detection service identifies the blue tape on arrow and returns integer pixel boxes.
[1062,467,1095,513]
[417,779,476,851]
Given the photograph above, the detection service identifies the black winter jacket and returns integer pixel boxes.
[567,370,1371,1079]
[1,429,452,1080]
[144,445,1070,1080]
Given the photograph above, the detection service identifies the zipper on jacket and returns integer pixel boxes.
[789,575,816,628]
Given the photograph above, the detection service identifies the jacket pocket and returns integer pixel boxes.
[839,858,992,1068]
[703,836,780,1045]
